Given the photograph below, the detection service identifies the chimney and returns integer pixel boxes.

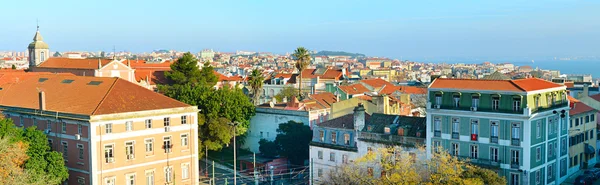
[353,103,366,132]
[38,91,46,111]
[583,84,589,97]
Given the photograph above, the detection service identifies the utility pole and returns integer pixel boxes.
[233,124,237,185]
[254,152,258,185]
[212,161,215,185]
[310,158,313,185]
[270,165,274,185]
[206,145,208,177]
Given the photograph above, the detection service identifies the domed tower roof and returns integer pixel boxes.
[28,26,49,49]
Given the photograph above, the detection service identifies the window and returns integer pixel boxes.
[105,177,116,185]
[561,138,567,155]
[592,114,596,122]
[331,132,337,144]
[535,170,541,184]
[318,150,323,159]
[126,174,135,185]
[513,99,521,111]
[260,131,263,138]
[182,163,190,179]
[181,134,189,147]
[548,164,553,180]
[181,115,187,124]
[586,115,590,123]
[548,142,554,157]
[548,117,554,134]
[126,141,135,160]
[62,122,67,133]
[492,97,500,110]
[547,95,552,107]
[490,121,499,143]
[125,121,133,131]
[77,124,82,134]
[32,118,37,126]
[536,121,541,138]
[434,118,441,137]
[145,171,154,185]
[435,94,442,106]
[512,123,520,143]
[145,119,152,129]
[490,147,499,162]
[19,117,24,126]
[165,167,173,183]
[77,177,85,185]
[48,139,53,148]
[561,158,567,177]
[511,173,520,185]
[452,143,459,156]
[319,130,324,142]
[62,142,68,159]
[453,95,460,108]
[472,95,479,108]
[536,147,541,162]
[105,123,112,134]
[452,118,459,139]
[145,139,153,153]
[77,144,84,160]
[591,130,595,140]
[47,121,51,131]
[471,120,478,141]
[164,117,170,127]
[163,137,172,153]
[342,154,348,164]
[317,169,323,177]
[470,145,478,159]
[344,134,350,145]
[330,152,336,162]
[433,140,441,153]
[105,145,114,163]
[511,150,520,167]
[576,118,580,126]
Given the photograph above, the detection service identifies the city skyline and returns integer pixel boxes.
[1,0,600,59]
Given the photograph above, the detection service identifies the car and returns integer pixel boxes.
[584,168,600,179]
[575,174,595,185]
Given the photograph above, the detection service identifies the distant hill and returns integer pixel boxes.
[315,51,365,58]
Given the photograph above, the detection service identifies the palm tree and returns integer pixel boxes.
[248,69,265,105]
[292,47,311,97]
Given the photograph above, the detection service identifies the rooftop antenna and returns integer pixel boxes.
[112,45,116,60]
[36,19,39,31]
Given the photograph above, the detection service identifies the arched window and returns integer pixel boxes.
[40,51,45,62]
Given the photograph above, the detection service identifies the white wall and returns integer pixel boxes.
[243,109,309,153]
[309,145,358,184]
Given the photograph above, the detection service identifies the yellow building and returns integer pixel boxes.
[568,98,597,173]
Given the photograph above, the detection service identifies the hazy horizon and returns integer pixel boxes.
[2,0,599,60]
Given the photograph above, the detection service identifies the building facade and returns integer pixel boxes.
[567,98,597,175]
[426,78,570,185]
[28,26,50,69]
[0,75,199,185]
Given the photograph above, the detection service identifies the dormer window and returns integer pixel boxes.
[319,130,324,142]
[471,94,480,108]
[435,94,442,106]
[513,96,522,112]
[331,132,337,144]
[492,95,500,111]
[453,95,460,108]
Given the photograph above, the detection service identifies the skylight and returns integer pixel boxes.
[61,79,75,84]
[87,81,103,85]
[38,78,48,82]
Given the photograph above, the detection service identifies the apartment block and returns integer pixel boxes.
[567,97,597,175]
[426,78,569,185]
[0,75,199,185]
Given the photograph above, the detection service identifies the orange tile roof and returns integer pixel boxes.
[570,101,596,115]
[124,60,173,70]
[0,75,190,115]
[0,71,74,85]
[338,84,370,95]
[37,58,114,69]
[134,70,168,85]
[300,68,343,80]
[360,78,393,89]
[430,78,563,92]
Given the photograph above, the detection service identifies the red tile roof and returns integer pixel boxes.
[134,70,168,85]
[590,94,600,102]
[430,78,563,92]
[0,71,74,85]
[37,58,115,69]
[124,60,172,70]
[338,84,370,95]
[360,78,393,89]
[570,101,596,115]
[0,75,190,115]
[300,68,343,80]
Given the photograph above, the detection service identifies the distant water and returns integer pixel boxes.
[422,59,600,79]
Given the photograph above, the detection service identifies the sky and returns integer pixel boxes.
[1,0,599,60]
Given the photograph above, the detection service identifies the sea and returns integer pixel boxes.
[415,59,600,79]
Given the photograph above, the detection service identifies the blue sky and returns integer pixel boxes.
[2,0,599,60]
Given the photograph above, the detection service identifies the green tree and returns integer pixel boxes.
[274,121,311,165]
[248,69,265,105]
[274,85,297,102]
[258,139,278,157]
[11,64,16,69]
[159,54,255,154]
[0,119,68,185]
[292,47,311,98]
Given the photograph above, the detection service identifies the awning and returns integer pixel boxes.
[585,144,595,154]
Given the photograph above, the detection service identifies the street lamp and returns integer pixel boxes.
[229,121,240,185]
[554,109,567,183]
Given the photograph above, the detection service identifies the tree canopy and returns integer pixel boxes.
[0,118,69,185]
[274,85,297,103]
[323,147,506,185]
[159,52,255,153]
[258,121,311,165]
[248,69,265,105]
[292,47,311,98]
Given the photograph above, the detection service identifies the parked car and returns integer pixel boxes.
[584,168,600,179]
[575,174,595,185]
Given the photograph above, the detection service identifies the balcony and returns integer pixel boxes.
[511,138,520,146]
[434,131,441,137]
[457,156,501,169]
[533,102,569,113]
[358,132,424,147]
[490,136,498,144]
[452,132,459,139]
[430,104,524,115]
